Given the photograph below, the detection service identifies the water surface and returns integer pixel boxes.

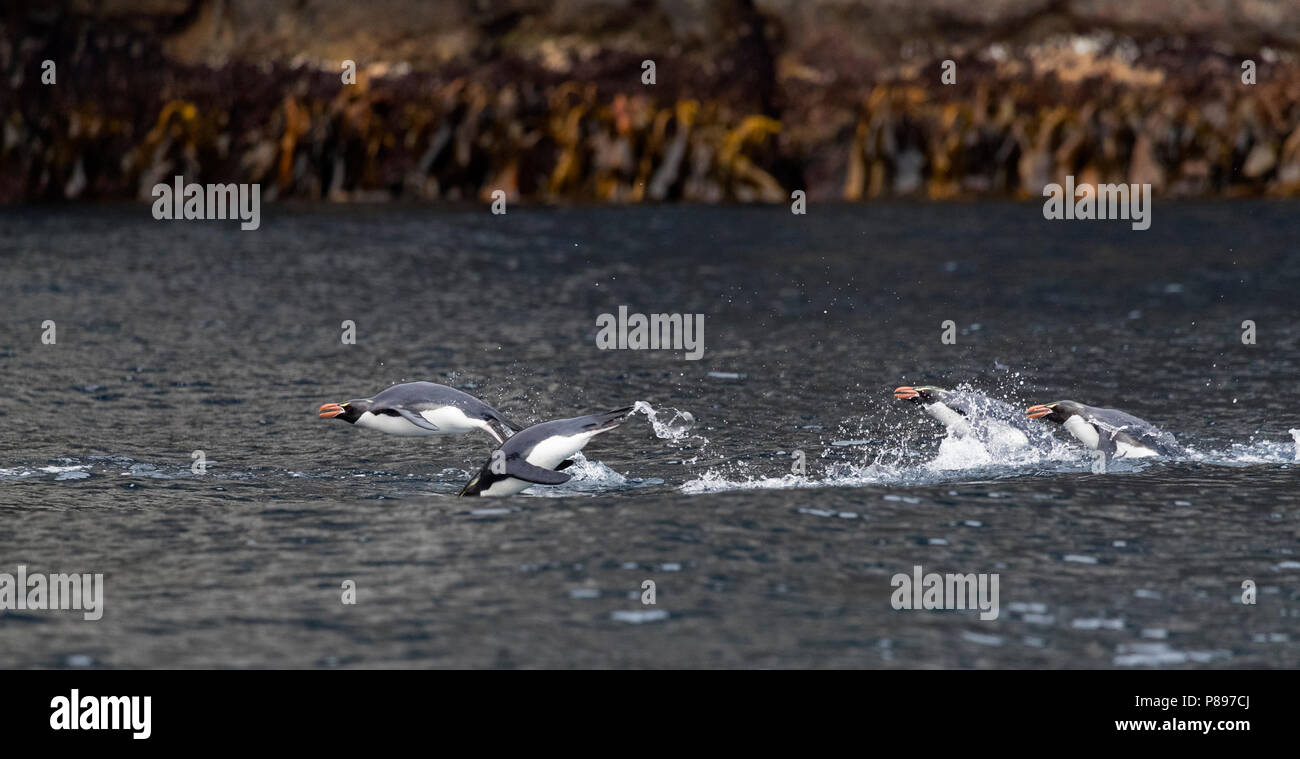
[1,202,1297,668]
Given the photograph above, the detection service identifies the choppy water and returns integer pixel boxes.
[1,202,1297,668]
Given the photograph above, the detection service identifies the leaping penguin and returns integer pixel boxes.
[319,381,522,444]
[459,407,635,496]
[1026,400,1182,460]
[894,385,1031,448]
[894,386,976,436]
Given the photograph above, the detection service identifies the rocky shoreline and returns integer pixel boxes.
[5,1,1300,203]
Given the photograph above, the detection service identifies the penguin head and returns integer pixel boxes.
[318,399,370,424]
[893,386,948,406]
[458,462,502,497]
[1026,400,1083,424]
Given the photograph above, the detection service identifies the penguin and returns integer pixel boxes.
[319,381,522,444]
[1026,400,1182,460]
[459,407,635,497]
[893,386,976,436]
[893,385,1031,448]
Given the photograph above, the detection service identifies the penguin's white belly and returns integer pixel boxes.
[478,430,602,497]
[1062,416,1100,449]
[1063,417,1158,458]
[527,431,598,469]
[1115,441,1158,459]
[924,402,973,438]
[477,477,532,497]
[355,406,482,437]
[355,411,431,436]
[420,405,485,435]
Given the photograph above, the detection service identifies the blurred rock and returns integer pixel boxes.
[5,1,1300,202]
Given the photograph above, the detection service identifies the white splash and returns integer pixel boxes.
[1185,440,1299,466]
[680,385,1086,493]
[677,381,1297,494]
[1,464,93,481]
[522,453,655,498]
[633,401,700,443]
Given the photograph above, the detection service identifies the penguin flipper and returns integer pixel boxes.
[507,460,572,485]
[393,407,439,431]
[1093,423,1118,459]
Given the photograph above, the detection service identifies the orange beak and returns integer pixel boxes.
[319,402,345,418]
[1026,404,1053,419]
[893,386,920,400]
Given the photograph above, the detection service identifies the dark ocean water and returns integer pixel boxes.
[1,201,1297,668]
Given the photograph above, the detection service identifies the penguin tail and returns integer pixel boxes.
[480,404,524,440]
[485,417,518,444]
[589,406,636,433]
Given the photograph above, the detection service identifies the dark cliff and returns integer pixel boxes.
[4,0,1300,203]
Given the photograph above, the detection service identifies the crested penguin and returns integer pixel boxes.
[319,381,522,444]
[893,385,1031,448]
[893,386,976,436]
[1026,400,1182,460]
[459,407,635,497]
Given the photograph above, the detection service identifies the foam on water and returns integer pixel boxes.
[514,453,664,497]
[4,387,1291,498]
[1113,642,1233,667]
[523,452,630,497]
[1186,439,1299,466]
[0,463,93,481]
[679,385,1296,494]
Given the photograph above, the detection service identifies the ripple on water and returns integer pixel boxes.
[1113,643,1232,667]
[611,609,669,624]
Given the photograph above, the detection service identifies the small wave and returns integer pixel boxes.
[680,458,950,494]
[1188,439,1298,466]
[0,463,93,481]
[1113,642,1232,667]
